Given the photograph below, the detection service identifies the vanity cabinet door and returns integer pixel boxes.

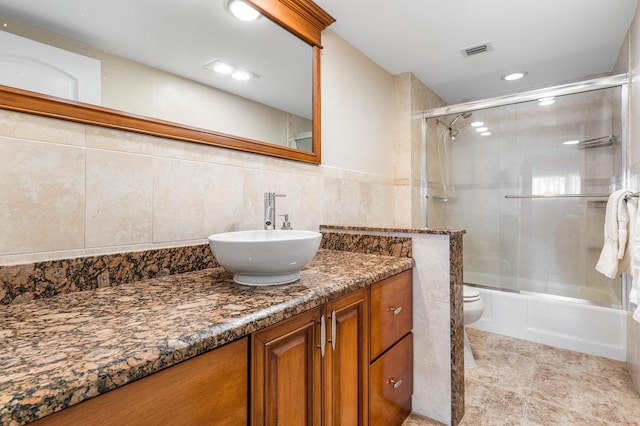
[370,269,413,360]
[251,307,323,426]
[323,288,369,426]
[31,337,249,426]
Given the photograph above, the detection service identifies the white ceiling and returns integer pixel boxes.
[313,0,638,104]
[1,1,636,110]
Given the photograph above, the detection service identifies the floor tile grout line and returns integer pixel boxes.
[465,375,530,397]
[520,395,529,426]
[520,344,542,425]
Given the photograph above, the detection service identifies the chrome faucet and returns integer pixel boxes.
[264,192,286,230]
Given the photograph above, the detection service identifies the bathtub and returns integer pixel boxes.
[468,286,627,361]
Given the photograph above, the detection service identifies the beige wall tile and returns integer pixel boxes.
[394,185,412,228]
[392,73,412,180]
[342,180,371,225]
[84,244,153,257]
[0,250,87,266]
[274,172,323,231]
[85,125,153,155]
[241,167,278,230]
[368,182,395,227]
[0,109,85,147]
[411,185,427,228]
[321,176,344,225]
[203,164,244,235]
[152,157,211,243]
[0,136,85,255]
[85,149,153,248]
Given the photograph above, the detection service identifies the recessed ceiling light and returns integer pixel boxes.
[232,70,252,81]
[481,132,492,136]
[471,121,484,127]
[539,97,555,106]
[227,0,261,21]
[563,140,580,145]
[501,71,527,81]
[212,62,233,74]
[475,127,488,132]
[204,59,258,81]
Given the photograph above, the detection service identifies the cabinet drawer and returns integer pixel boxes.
[370,270,413,360]
[370,333,413,426]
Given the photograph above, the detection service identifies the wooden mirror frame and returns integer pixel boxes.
[0,0,334,164]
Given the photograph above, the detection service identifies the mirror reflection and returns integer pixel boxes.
[0,0,313,151]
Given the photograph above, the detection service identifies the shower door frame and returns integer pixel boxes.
[423,73,631,309]
[423,74,628,120]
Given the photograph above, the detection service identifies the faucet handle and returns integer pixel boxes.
[264,192,287,200]
[280,214,292,230]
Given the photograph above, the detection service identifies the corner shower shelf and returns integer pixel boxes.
[577,135,617,149]
[430,195,456,203]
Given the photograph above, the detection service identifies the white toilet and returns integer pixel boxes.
[463,285,484,368]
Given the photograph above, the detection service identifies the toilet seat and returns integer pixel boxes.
[463,285,481,302]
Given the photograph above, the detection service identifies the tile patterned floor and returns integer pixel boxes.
[403,328,640,425]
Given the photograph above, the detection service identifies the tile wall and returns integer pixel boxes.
[0,108,395,265]
[392,73,446,228]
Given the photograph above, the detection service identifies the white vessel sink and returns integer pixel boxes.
[208,230,322,286]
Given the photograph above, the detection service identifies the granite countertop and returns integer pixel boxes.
[0,249,413,426]
[319,224,466,236]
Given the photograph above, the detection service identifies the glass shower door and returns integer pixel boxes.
[426,85,624,306]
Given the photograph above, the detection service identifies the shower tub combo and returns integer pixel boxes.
[425,75,629,361]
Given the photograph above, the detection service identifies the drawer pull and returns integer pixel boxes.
[330,310,336,351]
[319,315,326,357]
[387,378,403,389]
[387,306,403,315]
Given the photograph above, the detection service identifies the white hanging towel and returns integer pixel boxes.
[596,189,634,278]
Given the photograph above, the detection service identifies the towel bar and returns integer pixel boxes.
[504,192,640,199]
[505,194,610,199]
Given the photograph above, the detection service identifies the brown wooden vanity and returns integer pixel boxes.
[30,269,413,426]
[30,338,250,425]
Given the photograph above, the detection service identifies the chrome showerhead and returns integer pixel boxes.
[446,111,472,139]
[448,111,473,128]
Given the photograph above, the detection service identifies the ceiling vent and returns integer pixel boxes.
[460,42,493,57]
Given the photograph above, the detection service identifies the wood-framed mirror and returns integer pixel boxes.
[0,0,334,164]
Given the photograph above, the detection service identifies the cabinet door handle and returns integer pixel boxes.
[387,306,403,315]
[387,378,403,389]
[319,314,326,357]
[330,310,336,351]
